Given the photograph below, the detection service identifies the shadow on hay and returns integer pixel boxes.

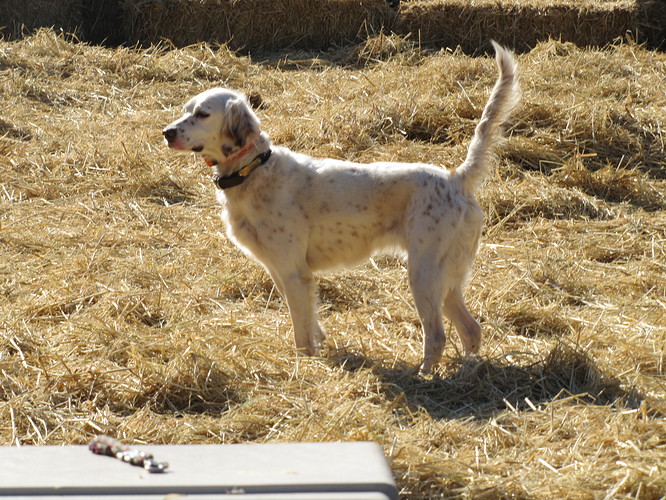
[136,178,197,207]
[330,343,655,421]
[131,357,245,417]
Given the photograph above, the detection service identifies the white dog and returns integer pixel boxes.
[163,42,518,373]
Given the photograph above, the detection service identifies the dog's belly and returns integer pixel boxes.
[305,214,405,271]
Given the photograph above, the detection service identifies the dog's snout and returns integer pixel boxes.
[162,127,177,143]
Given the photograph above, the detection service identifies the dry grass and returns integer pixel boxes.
[1,29,665,498]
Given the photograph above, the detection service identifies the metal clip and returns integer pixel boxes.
[143,458,169,473]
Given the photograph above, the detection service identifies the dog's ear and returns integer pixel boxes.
[224,97,260,146]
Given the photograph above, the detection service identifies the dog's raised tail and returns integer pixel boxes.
[455,41,519,194]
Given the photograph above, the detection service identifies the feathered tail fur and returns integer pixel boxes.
[455,41,519,193]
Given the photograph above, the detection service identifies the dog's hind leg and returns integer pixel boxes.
[443,287,481,355]
[408,251,447,374]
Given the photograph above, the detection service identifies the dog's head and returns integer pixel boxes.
[162,88,261,167]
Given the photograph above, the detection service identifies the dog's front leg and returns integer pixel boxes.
[269,266,323,356]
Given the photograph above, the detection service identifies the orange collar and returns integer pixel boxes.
[226,139,257,162]
[207,129,263,167]
[205,140,255,167]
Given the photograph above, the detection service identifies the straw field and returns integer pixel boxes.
[1,29,665,498]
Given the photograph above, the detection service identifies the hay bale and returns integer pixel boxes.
[396,0,650,53]
[0,0,82,39]
[637,0,666,50]
[81,0,125,45]
[123,0,396,51]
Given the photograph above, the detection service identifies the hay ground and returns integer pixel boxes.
[1,30,665,498]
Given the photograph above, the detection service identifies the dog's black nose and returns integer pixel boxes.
[162,128,177,142]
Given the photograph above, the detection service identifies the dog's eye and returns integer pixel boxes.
[195,110,210,119]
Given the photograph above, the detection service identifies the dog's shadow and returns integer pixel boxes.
[329,344,656,420]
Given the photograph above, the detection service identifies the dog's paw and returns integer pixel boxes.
[462,335,482,356]
[313,325,327,346]
[419,359,434,376]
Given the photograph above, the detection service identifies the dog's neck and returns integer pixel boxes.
[215,131,271,173]
[212,131,273,189]
[222,138,257,164]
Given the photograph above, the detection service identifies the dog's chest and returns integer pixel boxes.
[217,188,301,254]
